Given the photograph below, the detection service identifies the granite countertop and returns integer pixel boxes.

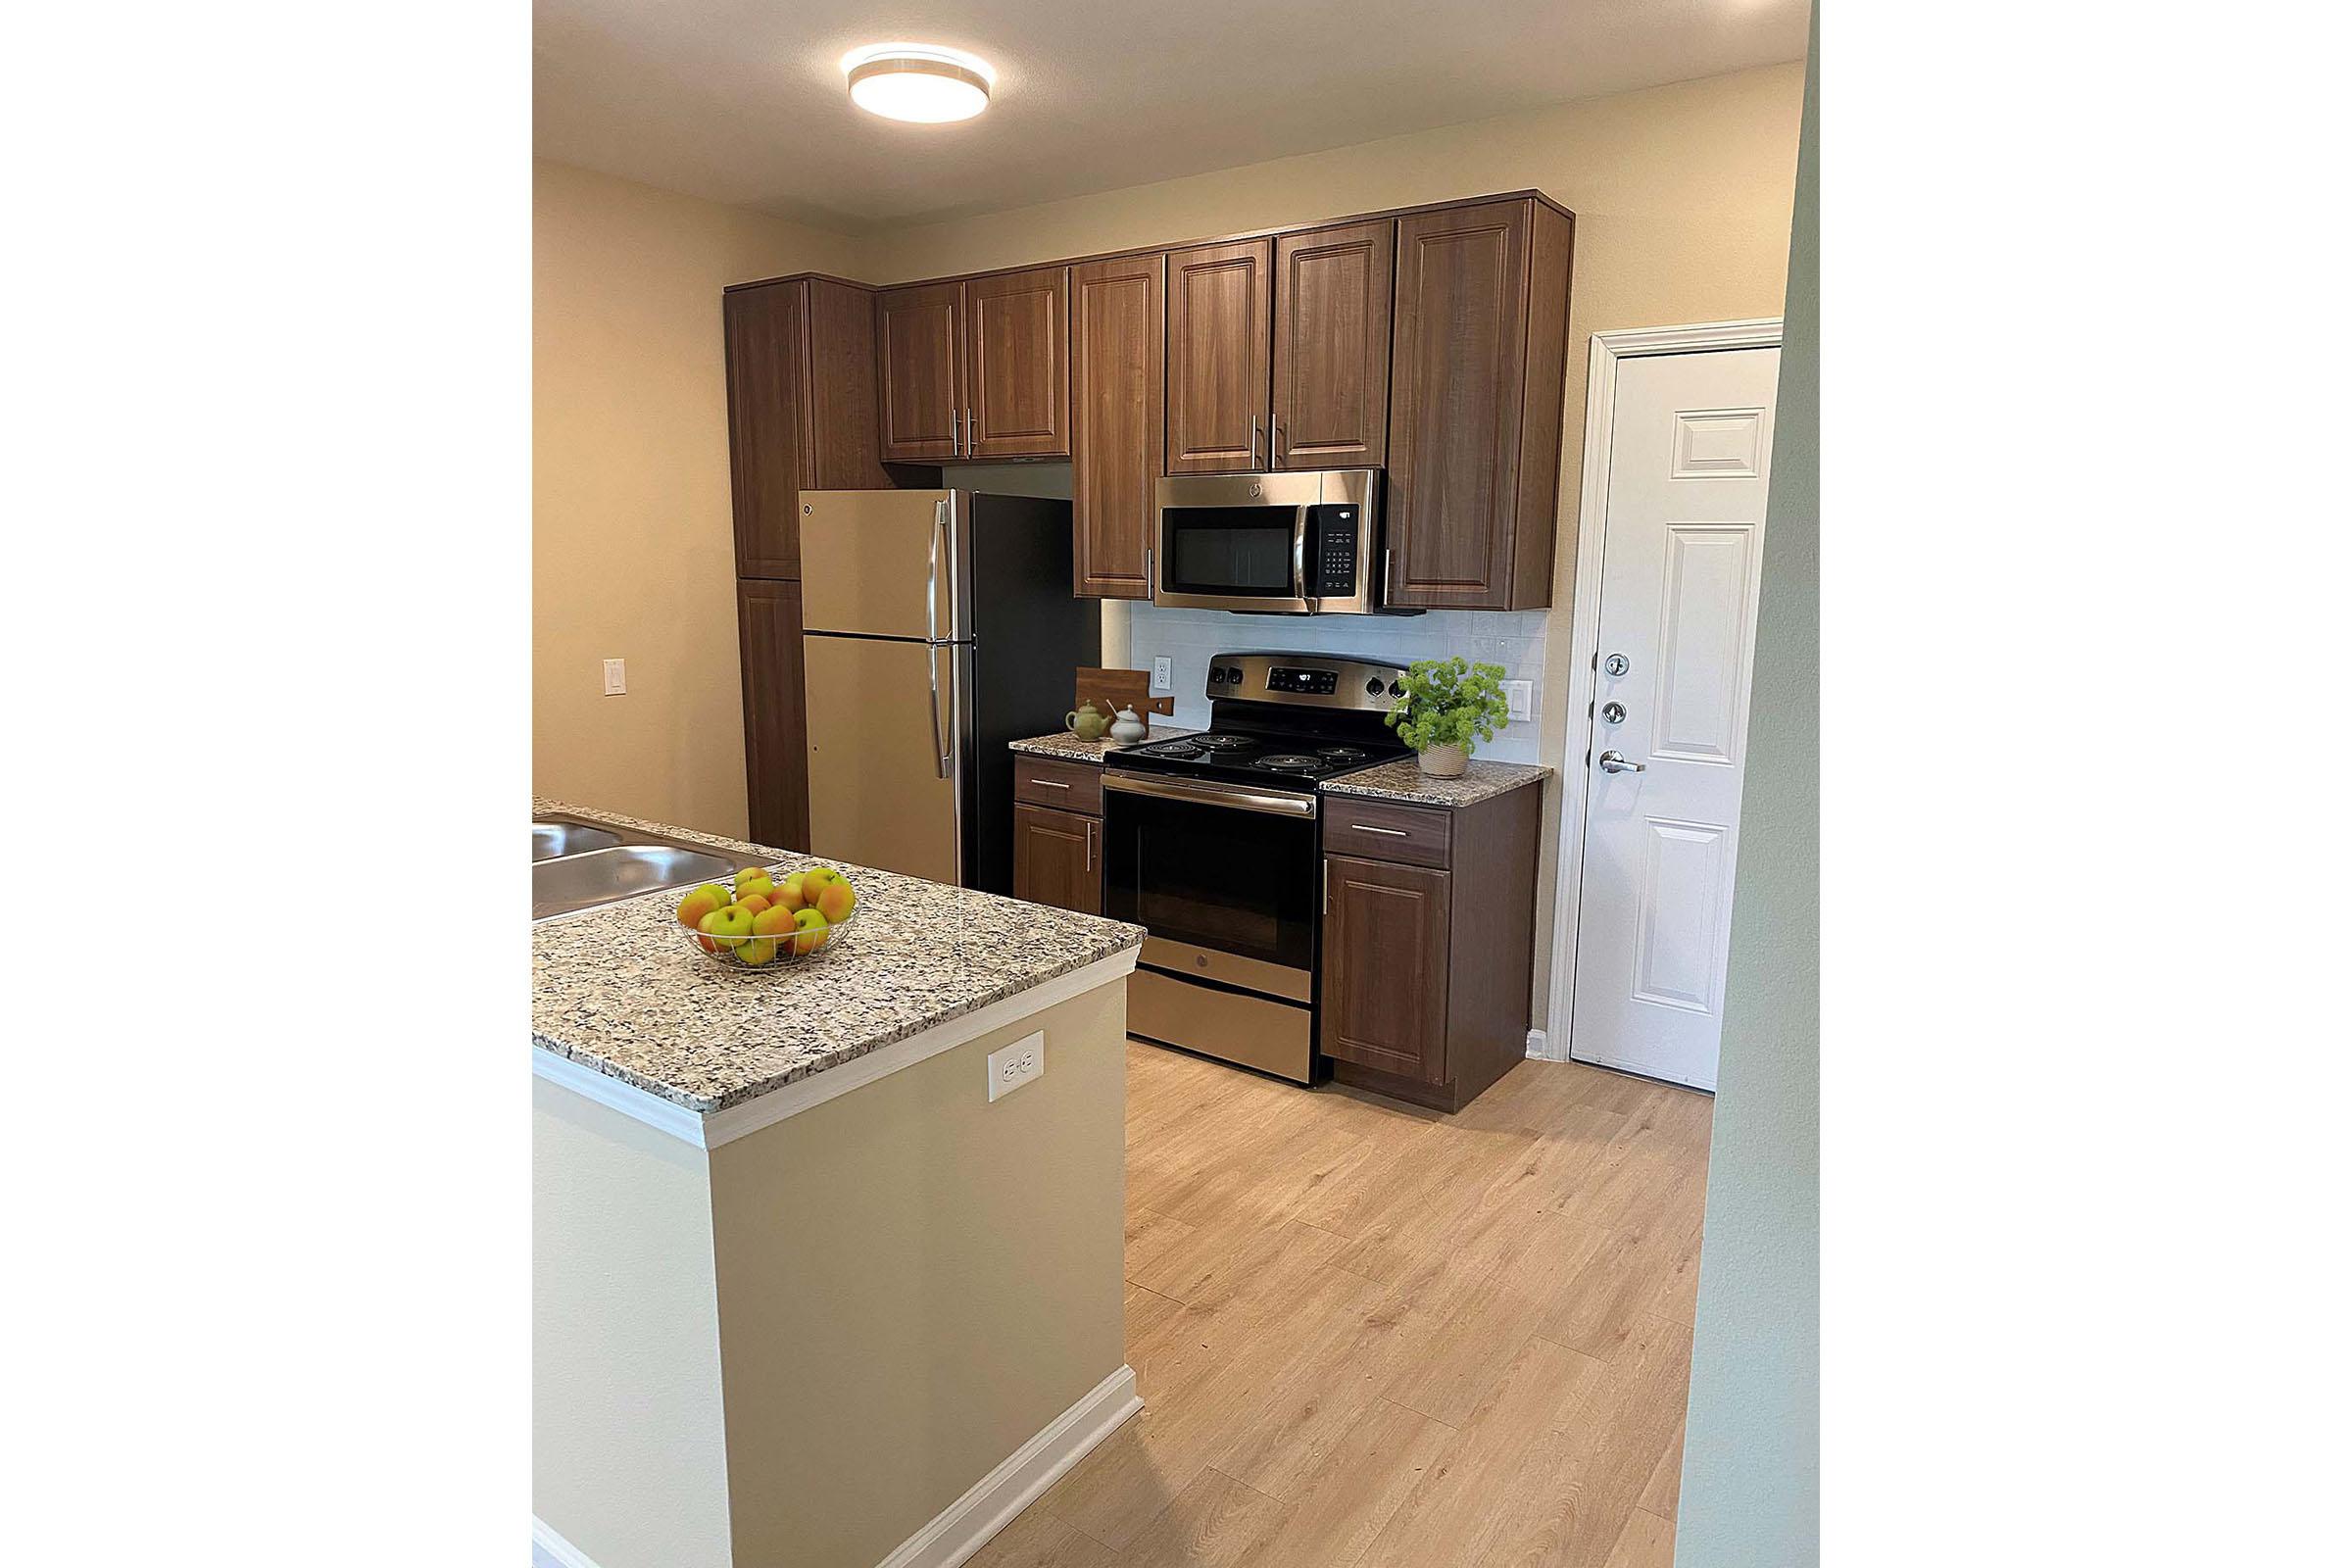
[532,800,1145,1115]
[1007,725,1199,763]
[1002,738,1549,808]
[1315,758,1553,808]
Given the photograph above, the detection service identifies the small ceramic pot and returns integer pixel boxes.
[1107,706,1149,744]
[1417,743,1469,778]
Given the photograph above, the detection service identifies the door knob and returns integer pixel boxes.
[1597,751,1646,774]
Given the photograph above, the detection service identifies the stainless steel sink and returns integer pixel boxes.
[534,844,740,921]
[534,821,622,861]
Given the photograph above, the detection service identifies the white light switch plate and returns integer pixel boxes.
[1504,679,1533,721]
[602,659,627,696]
[987,1032,1045,1102]
[1152,657,1173,694]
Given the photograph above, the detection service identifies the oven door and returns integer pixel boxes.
[1102,772,1318,1001]
[1152,472,1321,612]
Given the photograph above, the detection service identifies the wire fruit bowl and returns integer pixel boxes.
[677,904,858,970]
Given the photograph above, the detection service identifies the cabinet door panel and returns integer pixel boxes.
[725,281,807,579]
[965,266,1070,458]
[1273,220,1393,469]
[1165,238,1271,473]
[1012,803,1102,915]
[1385,199,1531,609]
[739,579,809,851]
[803,277,894,489]
[1321,854,1449,1083]
[1071,253,1164,598]
[877,281,963,462]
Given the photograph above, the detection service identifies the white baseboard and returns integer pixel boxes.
[529,1517,596,1568]
[528,1364,1138,1568]
[878,1363,1141,1568]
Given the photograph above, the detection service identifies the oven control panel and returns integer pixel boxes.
[1266,665,1339,696]
[1207,653,1406,711]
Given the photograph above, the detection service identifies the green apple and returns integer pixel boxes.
[737,936,779,965]
[790,906,829,956]
[734,869,777,903]
[699,904,755,951]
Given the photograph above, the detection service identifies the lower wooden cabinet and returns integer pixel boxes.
[737,579,808,851]
[1317,786,1543,1112]
[1321,855,1451,1082]
[1011,802,1102,915]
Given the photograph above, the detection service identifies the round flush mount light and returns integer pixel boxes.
[841,43,995,123]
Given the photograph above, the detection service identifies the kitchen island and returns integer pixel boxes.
[533,801,1145,1568]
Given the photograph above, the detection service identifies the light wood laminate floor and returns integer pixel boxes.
[969,1042,1715,1568]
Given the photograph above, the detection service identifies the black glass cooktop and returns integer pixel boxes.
[1110,730,1407,786]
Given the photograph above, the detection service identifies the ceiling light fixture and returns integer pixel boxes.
[841,43,995,123]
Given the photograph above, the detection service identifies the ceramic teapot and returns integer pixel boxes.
[1108,706,1150,744]
[1064,701,1110,741]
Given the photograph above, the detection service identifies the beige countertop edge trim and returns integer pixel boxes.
[532,946,1142,1150]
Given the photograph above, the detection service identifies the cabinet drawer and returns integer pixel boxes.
[1013,755,1103,814]
[1323,795,1451,867]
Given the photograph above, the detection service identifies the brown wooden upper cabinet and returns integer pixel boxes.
[724,275,893,579]
[877,268,1070,462]
[1069,252,1164,598]
[1164,238,1272,473]
[1272,220,1394,469]
[1384,196,1575,610]
[875,280,963,463]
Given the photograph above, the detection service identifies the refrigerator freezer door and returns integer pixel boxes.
[800,490,967,641]
[804,633,962,885]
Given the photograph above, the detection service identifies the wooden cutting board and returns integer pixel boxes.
[1075,667,1174,720]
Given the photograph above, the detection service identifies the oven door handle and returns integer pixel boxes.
[1103,771,1319,818]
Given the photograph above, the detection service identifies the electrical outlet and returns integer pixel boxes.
[602,659,627,696]
[987,1032,1045,1102]
[1151,657,1173,694]
[1503,679,1533,721]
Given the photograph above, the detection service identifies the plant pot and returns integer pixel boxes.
[1417,744,1468,778]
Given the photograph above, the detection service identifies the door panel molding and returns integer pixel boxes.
[1540,318,1782,1070]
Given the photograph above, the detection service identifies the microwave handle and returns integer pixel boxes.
[1292,509,1309,605]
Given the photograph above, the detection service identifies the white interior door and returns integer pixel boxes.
[1569,346,1780,1090]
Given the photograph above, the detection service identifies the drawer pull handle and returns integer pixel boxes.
[1032,778,1071,789]
[1351,823,1409,837]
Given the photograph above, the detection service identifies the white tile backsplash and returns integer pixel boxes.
[1126,605,1547,763]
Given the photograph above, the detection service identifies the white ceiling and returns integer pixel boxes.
[534,0,1810,233]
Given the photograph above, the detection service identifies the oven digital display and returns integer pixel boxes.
[1265,666,1338,695]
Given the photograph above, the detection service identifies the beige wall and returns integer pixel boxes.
[533,160,859,838]
[854,64,1804,1017]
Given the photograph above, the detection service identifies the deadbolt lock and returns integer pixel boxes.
[1603,653,1631,677]
[1601,702,1626,724]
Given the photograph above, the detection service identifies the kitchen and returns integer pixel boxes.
[531,11,1808,1568]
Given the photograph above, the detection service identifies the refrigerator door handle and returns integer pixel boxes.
[927,501,947,644]
[927,643,951,780]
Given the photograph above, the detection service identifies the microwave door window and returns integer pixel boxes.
[1163,509,1297,597]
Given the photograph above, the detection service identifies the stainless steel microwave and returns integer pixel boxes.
[1151,469,1396,614]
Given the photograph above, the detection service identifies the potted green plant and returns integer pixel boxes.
[1385,658,1509,777]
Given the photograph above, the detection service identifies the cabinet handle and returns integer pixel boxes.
[949,406,959,457]
[1086,818,1097,874]
[1350,823,1408,837]
[1143,545,1154,600]
[1383,548,1394,602]
[1032,778,1071,789]
[965,405,975,456]
[1321,858,1329,914]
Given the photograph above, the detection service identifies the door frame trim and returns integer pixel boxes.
[1540,318,1784,1069]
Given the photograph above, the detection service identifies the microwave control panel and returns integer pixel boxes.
[1306,505,1363,597]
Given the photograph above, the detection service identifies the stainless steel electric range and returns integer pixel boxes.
[1102,651,1411,1083]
